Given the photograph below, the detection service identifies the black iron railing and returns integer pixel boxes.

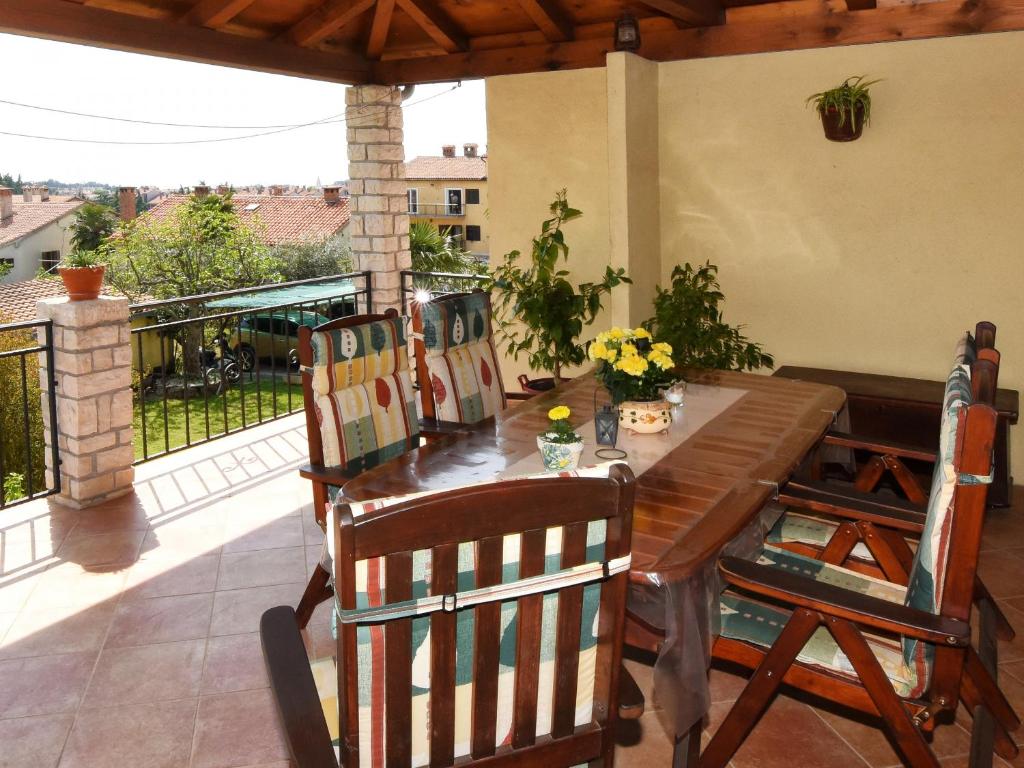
[0,319,59,509]
[399,270,488,314]
[129,272,371,464]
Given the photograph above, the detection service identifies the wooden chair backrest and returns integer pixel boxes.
[973,347,1000,398]
[928,399,998,702]
[298,308,400,470]
[975,321,997,351]
[332,464,636,768]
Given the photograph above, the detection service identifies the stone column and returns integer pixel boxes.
[37,296,135,508]
[346,85,411,314]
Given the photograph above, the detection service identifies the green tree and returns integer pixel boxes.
[0,260,11,280]
[103,191,281,374]
[0,174,24,194]
[410,220,484,275]
[0,314,45,503]
[69,203,118,252]
[269,234,353,281]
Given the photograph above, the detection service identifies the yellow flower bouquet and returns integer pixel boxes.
[588,327,675,405]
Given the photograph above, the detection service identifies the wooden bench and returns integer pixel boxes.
[774,366,1019,507]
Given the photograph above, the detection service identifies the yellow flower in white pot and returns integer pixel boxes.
[536,406,585,471]
[589,327,676,435]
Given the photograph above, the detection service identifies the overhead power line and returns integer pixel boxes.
[0,85,459,146]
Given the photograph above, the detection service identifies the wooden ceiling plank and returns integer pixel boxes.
[514,0,575,41]
[373,0,1024,84]
[181,0,257,28]
[637,0,724,27]
[394,0,468,52]
[287,0,376,47]
[2,0,369,83]
[367,0,397,59]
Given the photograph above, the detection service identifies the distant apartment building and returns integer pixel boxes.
[141,185,351,246]
[0,187,86,283]
[405,144,488,260]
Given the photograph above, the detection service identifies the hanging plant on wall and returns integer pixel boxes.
[807,76,880,142]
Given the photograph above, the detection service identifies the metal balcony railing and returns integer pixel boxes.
[407,202,465,217]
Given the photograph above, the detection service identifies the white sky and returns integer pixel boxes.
[0,33,487,189]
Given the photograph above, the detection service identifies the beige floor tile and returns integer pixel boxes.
[82,639,205,708]
[56,530,146,569]
[106,593,213,648]
[123,554,221,600]
[191,689,290,768]
[0,713,74,768]
[210,583,301,637]
[0,652,96,717]
[0,603,116,660]
[201,633,269,695]
[217,547,306,591]
[221,516,304,554]
[61,698,198,768]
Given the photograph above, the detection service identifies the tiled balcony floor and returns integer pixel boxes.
[1,414,1023,767]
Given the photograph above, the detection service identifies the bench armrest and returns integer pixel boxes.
[719,557,969,646]
[299,463,361,486]
[260,606,338,768]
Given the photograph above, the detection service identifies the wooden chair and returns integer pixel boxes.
[702,363,1016,768]
[262,462,641,768]
[295,308,421,628]
[411,290,530,430]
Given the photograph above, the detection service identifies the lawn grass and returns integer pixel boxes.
[133,378,304,460]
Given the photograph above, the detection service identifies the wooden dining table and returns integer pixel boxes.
[342,369,846,584]
[340,368,846,748]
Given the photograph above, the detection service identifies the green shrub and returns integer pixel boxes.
[0,316,46,502]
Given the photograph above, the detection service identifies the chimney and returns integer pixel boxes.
[119,187,138,222]
[269,185,283,196]
[0,187,12,221]
[216,185,229,195]
[463,143,479,158]
[37,186,50,202]
[194,184,210,198]
[323,186,341,205]
[22,187,34,203]
[442,145,456,158]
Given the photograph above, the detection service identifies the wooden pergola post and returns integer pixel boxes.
[346,85,411,314]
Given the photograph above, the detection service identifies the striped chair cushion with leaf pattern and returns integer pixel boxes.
[421,292,507,424]
[902,362,984,686]
[720,545,921,696]
[309,316,420,473]
[315,462,623,768]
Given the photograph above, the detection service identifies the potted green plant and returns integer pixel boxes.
[58,250,106,301]
[589,327,676,435]
[644,262,773,373]
[807,76,879,142]
[489,190,630,393]
[536,405,584,471]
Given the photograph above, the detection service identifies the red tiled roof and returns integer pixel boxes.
[0,279,135,323]
[143,194,350,246]
[404,156,488,181]
[0,197,86,248]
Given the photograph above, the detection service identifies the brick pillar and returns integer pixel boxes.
[346,85,410,314]
[37,296,134,509]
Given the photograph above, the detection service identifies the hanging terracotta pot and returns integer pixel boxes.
[58,265,106,301]
[819,105,865,142]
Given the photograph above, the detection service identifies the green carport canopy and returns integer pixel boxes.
[206,279,359,309]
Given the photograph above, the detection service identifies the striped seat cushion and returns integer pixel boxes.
[309,316,420,474]
[720,545,920,697]
[317,462,622,768]
[421,292,506,424]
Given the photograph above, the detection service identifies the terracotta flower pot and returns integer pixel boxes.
[59,265,106,301]
[819,105,865,142]
[618,399,672,435]
[518,374,573,395]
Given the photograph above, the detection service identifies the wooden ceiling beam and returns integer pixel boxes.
[636,0,725,27]
[1,0,370,83]
[395,0,468,52]
[286,0,376,47]
[374,0,1024,84]
[514,0,575,42]
[367,0,397,59]
[181,0,257,28]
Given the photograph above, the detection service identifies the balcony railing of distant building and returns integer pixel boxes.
[127,273,371,464]
[407,202,465,217]
[0,318,59,509]
[399,270,489,315]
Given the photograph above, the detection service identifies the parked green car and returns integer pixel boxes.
[228,311,331,371]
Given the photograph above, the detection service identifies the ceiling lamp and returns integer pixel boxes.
[614,13,641,52]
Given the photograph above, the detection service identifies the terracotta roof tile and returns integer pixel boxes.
[0,197,86,248]
[404,156,488,181]
[143,194,350,246]
[0,279,137,324]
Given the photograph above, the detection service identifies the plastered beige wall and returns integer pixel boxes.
[658,32,1024,477]
[486,67,615,386]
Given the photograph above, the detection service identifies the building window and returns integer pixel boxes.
[407,188,419,214]
[444,188,464,215]
[41,250,60,273]
[466,225,482,242]
[465,189,480,205]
